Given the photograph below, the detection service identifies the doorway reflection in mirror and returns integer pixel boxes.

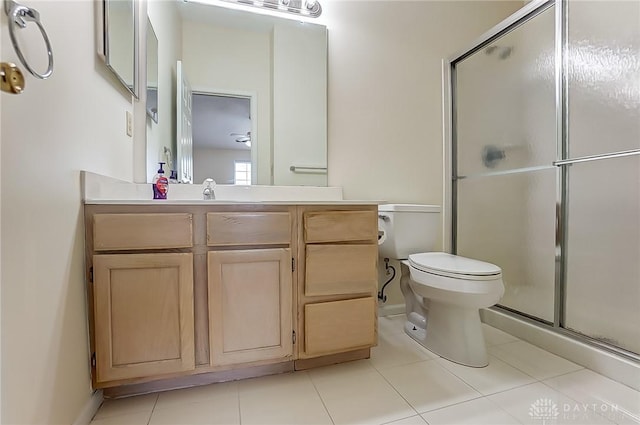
[192,93,255,185]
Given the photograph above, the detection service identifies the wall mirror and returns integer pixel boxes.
[99,0,138,98]
[146,18,158,122]
[146,1,327,186]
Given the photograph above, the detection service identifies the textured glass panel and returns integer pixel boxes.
[565,155,640,354]
[456,169,557,322]
[455,6,556,176]
[567,1,640,158]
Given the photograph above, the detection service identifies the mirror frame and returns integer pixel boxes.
[98,0,139,98]
[146,18,159,123]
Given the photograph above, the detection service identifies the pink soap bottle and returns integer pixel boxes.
[152,162,169,200]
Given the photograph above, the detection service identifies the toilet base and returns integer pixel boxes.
[405,301,489,368]
[404,313,427,337]
[405,320,426,342]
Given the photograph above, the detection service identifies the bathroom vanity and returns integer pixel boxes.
[83,201,378,395]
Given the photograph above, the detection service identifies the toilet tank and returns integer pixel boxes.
[378,204,441,260]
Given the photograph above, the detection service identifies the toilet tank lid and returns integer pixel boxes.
[378,204,441,213]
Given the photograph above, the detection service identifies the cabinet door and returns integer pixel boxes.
[208,249,293,366]
[304,297,376,358]
[93,253,195,384]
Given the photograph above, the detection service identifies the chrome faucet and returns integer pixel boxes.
[203,179,216,200]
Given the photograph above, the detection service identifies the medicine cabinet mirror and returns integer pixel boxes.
[99,0,138,98]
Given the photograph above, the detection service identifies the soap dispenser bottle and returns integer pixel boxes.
[152,162,169,200]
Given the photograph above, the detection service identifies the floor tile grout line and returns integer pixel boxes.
[418,393,519,423]
[306,370,337,425]
[539,367,587,382]
[432,358,538,398]
[379,413,427,425]
[536,380,622,424]
[92,394,159,423]
[487,339,522,347]
[373,328,518,417]
[487,347,580,382]
[446,353,557,391]
[371,357,438,373]
[371,359,431,419]
[146,393,159,425]
[542,368,640,409]
[486,379,620,424]
[237,381,243,425]
[377,350,549,417]
[491,338,588,370]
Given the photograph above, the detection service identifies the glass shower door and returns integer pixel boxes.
[562,0,640,354]
[451,0,640,357]
[454,5,557,323]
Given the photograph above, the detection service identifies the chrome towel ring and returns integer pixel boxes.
[5,0,53,79]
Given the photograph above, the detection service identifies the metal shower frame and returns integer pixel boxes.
[443,0,640,362]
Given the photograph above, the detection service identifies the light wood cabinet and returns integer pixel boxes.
[93,253,195,384]
[85,203,377,391]
[208,249,293,365]
[304,210,378,243]
[207,212,291,246]
[297,207,379,362]
[304,297,376,357]
[305,244,378,296]
[93,213,193,250]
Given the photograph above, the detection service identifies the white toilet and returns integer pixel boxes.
[378,204,504,367]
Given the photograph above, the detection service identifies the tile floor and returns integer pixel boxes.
[90,315,640,425]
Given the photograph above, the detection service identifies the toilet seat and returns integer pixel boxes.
[409,252,501,281]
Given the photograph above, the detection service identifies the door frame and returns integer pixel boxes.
[192,87,258,185]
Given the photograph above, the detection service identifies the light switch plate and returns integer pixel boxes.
[126,111,133,137]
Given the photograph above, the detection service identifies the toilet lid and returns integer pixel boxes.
[408,252,501,279]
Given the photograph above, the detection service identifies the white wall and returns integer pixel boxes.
[1,1,135,423]
[325,1,522,204]
[182,22,272,184]
[147,0,183,182]
[194,147,251,184]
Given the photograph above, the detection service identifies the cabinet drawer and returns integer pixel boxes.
[207,212,291,246]
[93,213,193,251]
[304,210,377,243]
[305,244,377,296]
[305,297,376,357]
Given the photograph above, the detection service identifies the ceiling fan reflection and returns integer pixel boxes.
[230,131,251,147]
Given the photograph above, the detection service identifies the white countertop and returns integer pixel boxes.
[84,199,383,205]
[82,171,383,206]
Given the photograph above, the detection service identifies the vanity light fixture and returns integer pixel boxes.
[186,0,322,19]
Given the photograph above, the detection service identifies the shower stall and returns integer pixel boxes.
[446,0,639,366]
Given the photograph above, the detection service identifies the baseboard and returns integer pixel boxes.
[103,362,294,398]
[73,390,103,425]
[378,303,405,317]
[481,308,640,391]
